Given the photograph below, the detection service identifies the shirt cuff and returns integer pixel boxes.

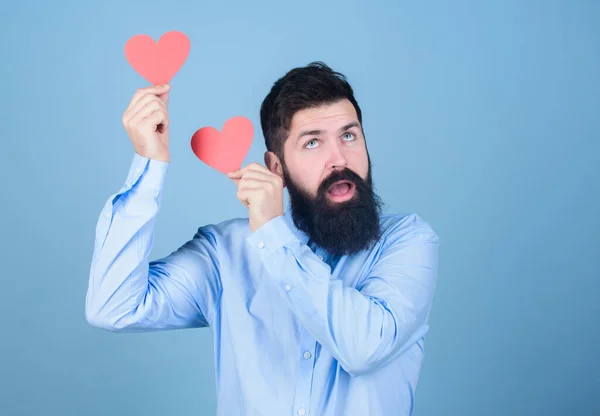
[245,215,299,261]
[125,152,169,193]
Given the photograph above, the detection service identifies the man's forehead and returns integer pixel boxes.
[290,100,359,132]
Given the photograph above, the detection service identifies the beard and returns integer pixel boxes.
[282,161,384,257]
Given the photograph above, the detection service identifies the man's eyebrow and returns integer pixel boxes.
[296,122,362,143]
[296,129,322,142]
[339,121,361,132]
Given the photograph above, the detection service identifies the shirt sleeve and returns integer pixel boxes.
[85,152,222,332]
[245,214,439,377]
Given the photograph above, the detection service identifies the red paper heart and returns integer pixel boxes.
[191,116,254,174]
[124,31,190,84]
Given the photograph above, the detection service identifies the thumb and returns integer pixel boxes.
[159,91,169,105]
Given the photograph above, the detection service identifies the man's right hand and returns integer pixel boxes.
[122,84,171,163]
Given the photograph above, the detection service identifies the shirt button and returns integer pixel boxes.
[103,211,110,219]
[135,168,142,175]
[298,408,306,416]
[303,351,312,359]
[284,283,292,292]
[317,255,323,260]
[258,241,265,249]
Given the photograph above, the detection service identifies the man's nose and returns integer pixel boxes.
[327,140,348,170]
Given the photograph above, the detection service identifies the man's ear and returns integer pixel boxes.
[264,151,286,188]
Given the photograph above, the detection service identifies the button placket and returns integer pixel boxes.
[292,329,316,416]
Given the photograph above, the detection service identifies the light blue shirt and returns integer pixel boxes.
[86,152,440,416]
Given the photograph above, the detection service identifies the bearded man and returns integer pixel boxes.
[86,61,440,416]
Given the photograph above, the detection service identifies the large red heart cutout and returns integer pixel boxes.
[191,116,254,174]
[124,30,190,84]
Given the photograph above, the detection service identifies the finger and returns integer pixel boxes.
[124,94,167,126]
[142,110,167,132]
[123,95,167,127]
[126,84,171,111]
[130,107,168,135]
[158,91,169,105]
[236,187,264,206]
[157,114,169,133]
[235,171,284,193]
[127,84,170,111]
[129,100,166,126]
[228,162,269,177]
[230,169,274,183]
[236,188,252,206]
[228,167,274,183]
[236,178,271,191]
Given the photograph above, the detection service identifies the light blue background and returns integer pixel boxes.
[2,1,598,415]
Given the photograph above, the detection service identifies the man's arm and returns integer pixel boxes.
[245,214,439,377]
[85,152,222,332]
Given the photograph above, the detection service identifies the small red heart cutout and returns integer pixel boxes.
[124,30,190,84]
[191,116,254,174]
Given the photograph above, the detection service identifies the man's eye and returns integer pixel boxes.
[343,132,355,140]
[306,139,318,148]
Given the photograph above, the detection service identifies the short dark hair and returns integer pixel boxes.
[260,61,363,162]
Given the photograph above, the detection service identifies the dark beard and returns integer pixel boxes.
[283,162,384,257]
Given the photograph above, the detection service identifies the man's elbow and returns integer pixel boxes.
[339,352,393,377]
[341,362,371,377]
[339,332,425,377]
[86,308,117,331]
[85,304,130,332]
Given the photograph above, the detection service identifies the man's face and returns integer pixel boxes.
[271,99,383,256]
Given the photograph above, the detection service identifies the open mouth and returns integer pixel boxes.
[327,180,355,200]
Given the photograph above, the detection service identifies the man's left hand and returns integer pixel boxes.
[228,163,285,232]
